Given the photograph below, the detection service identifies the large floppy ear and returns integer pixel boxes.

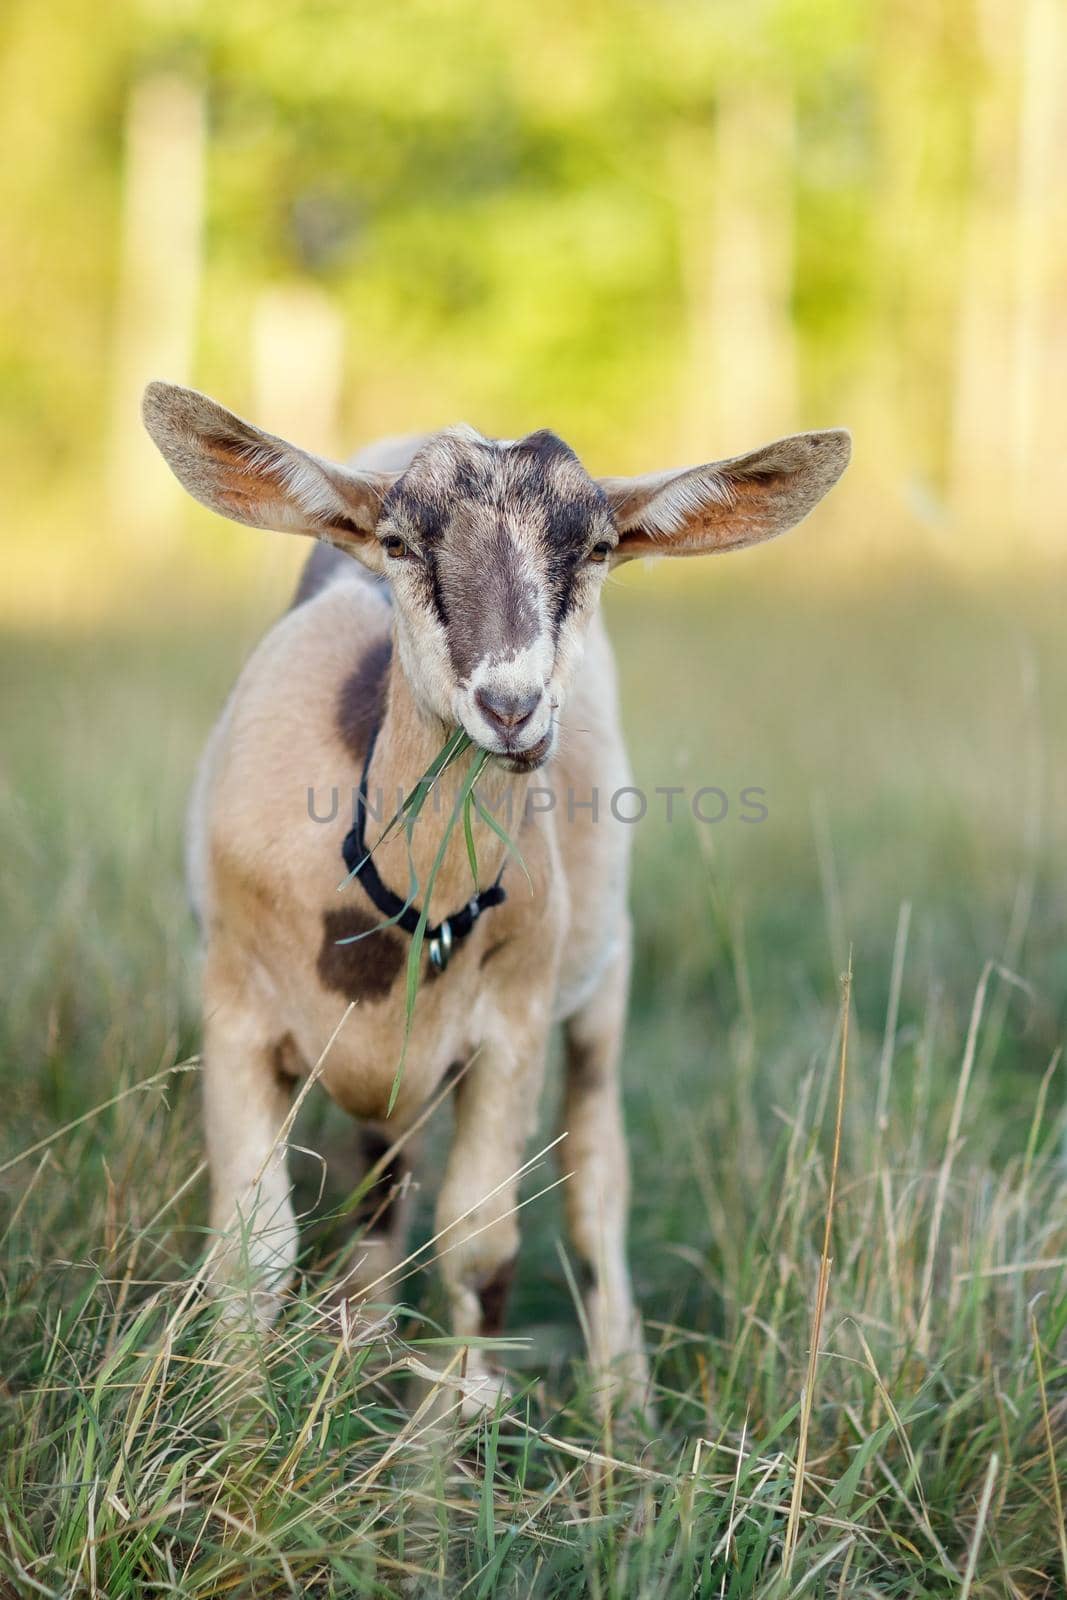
[599,430,851,562]
[142,381,396,567]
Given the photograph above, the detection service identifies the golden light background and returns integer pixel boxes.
[4,0,1065,625]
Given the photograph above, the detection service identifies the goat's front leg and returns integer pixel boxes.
[335,1124,419,1307]
[561,930,648,1409]
[434,1007,550,1417]
[201,955,297,1328]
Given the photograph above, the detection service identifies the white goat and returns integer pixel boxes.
[144,382,849,1410]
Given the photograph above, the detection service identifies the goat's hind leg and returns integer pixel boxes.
[201,955,298,1329]
[560,932,648,1409]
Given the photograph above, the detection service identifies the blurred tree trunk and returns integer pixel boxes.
[951,0,1066,552]
[251,285,345,460]
[108,75,205,542]
[868,0,973,546]
[1009,0,1066,549]
[251,284,345,589]
[948,0,1014,544]
[675,89,797,461]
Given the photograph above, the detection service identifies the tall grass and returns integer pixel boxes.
[3,956,1064,1596]
[1,577,1064,1595]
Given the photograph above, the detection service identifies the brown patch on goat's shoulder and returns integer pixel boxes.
[336,635,392,760]
[317,907,404,1001]
[478,1256,517,1337]
[271,1032,304,1086]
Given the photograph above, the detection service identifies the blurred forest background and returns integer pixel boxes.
[3,0,1066,623]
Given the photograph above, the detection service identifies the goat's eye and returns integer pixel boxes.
[381,534,409,559]
[588,540,613,564]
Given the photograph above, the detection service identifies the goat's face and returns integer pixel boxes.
[377,426,615,769]
[143,383,851,768]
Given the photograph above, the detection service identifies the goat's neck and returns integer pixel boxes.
[365,640,532,918]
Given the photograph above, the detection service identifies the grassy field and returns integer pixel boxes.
[1,565,1065,1597]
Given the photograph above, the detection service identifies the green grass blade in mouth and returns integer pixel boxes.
[463,789,480,891]
[398,725,473,828]
[387,744,490,1114]
[462,747,491,891]
[473,787,531,892]
[339,725,473,886]
[330,724,524,1114]
[332,868,420,942]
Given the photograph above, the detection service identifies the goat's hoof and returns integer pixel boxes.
[589,1348,653,1422]
[408,1354,513,1426]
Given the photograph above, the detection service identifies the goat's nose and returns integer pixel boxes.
[474,686,541,734]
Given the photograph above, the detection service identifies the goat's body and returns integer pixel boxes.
[189,472,643,1403]
[146,378,848,1416]
[190,558,632,1125]
[145,382,848,1416]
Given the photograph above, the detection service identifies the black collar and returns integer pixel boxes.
[341,724,506,973]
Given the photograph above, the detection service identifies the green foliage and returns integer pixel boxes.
[0,0,989,542]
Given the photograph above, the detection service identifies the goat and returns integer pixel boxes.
[143,382,850,1411]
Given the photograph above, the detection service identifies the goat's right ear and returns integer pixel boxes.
[142,382,395,566]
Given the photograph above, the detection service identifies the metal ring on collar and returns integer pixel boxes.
[428,919,454,972]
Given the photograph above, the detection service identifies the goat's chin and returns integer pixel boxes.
[494,728,555,774]
[463,726,554,774]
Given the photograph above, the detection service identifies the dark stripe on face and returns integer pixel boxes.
[381,483,445,544]
[425,549,450,629]
[541,493,599,632]
[513,432,613,634]
[379,426,612,672]
[382,482,451,627]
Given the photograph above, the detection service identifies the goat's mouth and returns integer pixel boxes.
[471,724,553,774]
[497,729,553,773]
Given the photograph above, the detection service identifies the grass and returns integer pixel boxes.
[336,724,494,1110]
[1,565,1065,1597]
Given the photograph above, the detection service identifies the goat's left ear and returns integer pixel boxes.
[599,430,851,562]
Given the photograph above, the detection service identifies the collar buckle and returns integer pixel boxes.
[428,919,454,973]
